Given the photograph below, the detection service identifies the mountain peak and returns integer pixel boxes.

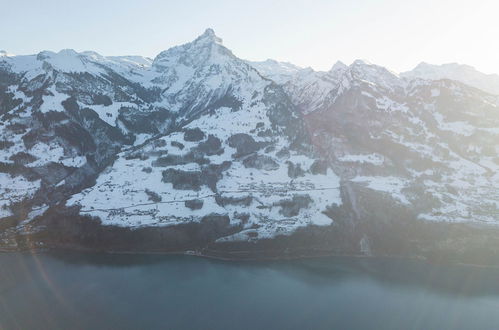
[412,62,478,73]
[0,50,12,57]
[195,28,223,45]
[402,61,499,94]
[351,59,372,66]
[329,60,348,72]
[203,28,215,36]
[414,61,431,68]
[152,27,234,72]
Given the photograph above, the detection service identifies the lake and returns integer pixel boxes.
[1,252,499,329]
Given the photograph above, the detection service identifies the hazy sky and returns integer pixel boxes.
[2,0,498,74]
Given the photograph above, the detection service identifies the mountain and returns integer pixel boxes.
[402,62,499,95]
[248,58,499,223]
[0,29,338,251]
[246,59,303,84]
[1,30,499,264]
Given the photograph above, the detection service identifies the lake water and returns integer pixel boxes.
[1,252,499,330]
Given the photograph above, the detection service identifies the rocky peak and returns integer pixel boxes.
[152,28,233,71]
[246,59,303,84]
[346,59,403,92]
[329,60,348,73]
[195,28,223,45]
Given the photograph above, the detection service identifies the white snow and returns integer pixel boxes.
[38,86,69,113]
[85,101,138,127]
[402,62,499,95]
[0,174,41,220]
[28,142,86,168]
[433,112,475,136]
[351,176,410,205]
[339,154,384,165]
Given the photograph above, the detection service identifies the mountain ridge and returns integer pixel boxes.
[0,29,498,264]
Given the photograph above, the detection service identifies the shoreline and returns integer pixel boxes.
[3,246,499,270]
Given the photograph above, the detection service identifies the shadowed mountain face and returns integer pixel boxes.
[0,29,498,262]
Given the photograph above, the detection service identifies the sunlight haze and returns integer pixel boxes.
[2,0,498,74]
[2,2,499,329]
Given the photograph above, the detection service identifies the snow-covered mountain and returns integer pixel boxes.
[248,57,499,225]
[246,59,303,84]
[402,62,499,95]
[1,29,498,263]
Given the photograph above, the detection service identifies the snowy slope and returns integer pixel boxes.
[246,59,303,84]
[0,29,498,254]
[0,29,342,242]
[402,62,499,95]
[249,57,499,225]
[65,29,342,240]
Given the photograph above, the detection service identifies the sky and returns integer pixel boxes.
[1,0,498,74]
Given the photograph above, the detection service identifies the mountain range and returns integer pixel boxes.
[1,29,498,263]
